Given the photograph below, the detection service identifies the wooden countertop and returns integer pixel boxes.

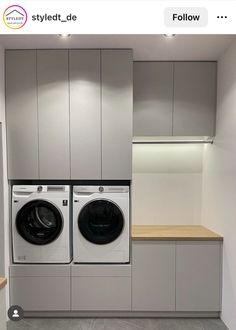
[0,278,7,290]
[132,225,223,241]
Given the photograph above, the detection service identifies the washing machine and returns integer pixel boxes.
[12,185,71,264]
[73,185,130,263]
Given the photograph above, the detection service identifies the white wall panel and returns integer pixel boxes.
[202,39,236,330]
[132,144,203,225]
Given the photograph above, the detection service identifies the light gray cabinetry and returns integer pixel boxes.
[132,240,222,312]
[71,265,131,311]
[132,241,176,311]
[9,241,222,313]
[173,62,217,136]
[133,61,217,137]
[134,62,174,136]
[37,50,70,179]
[69,50,101,179]
[6,50,38,179]
[6,49,132,180]
[176,241,222,311]
[10,265,70,311]
[101,50,133,180]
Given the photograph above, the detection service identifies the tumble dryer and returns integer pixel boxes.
[73,185,130,263]
[12,185,71,263]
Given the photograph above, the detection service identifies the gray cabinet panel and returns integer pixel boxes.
[72,264,131,311]
[71,264,131,277]
[134,62,174,136]
[176,242,222,311]
[69,50,101,179]
[6,50,38,179]
[10,264,70,311]
[10,264,70,277]
[72,276,131,311]
[37,50,70,179]
[173,62,217,136]
[132,242,175,311]
[10,276,70,311]
[101,50,133,180]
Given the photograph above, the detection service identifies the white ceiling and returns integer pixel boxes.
[0,35,234,60]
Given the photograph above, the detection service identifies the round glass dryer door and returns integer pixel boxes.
[78,199,124,245]
[16,200,63,245]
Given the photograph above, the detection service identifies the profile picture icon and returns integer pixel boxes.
[8,305,24,321]
[3,5,28,30]
[12,309,19,318]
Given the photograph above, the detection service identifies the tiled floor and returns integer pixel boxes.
[7,318,228,330]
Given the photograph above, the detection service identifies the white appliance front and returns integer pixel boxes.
[73,186,130,263]
[12,185,71,264]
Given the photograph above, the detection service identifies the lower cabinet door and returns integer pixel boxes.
[0,286,6,330]
[10,265,70,311]
[176,241,222,311]
[71,265,131,311]
[132,241,176,311]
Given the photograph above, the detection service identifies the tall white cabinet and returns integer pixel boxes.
[37,50,70,179]
[69,50,101,180]
[6,50,38,179]
[6,49,133,180]
[102,50,133,180]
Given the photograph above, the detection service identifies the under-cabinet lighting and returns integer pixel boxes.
[58,34,71,38]
[133,136,214,144]
[163,34,176,38]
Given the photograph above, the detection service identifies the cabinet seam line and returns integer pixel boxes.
[172,62,175,136]
[68,50,71,179]
[175,241,176,311]
[36,50,40,179]
[70,261,72,310]
[4,51,10,180]
[100,50,102,180]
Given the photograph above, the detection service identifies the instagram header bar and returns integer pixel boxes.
[0,1,235,34]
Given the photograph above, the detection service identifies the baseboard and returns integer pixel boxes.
[23,311,221,318]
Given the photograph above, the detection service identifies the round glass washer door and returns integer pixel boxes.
[78,199,124,245]
[16,200,63,245]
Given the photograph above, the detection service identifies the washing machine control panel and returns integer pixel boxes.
[74,186,129,193]
[37,185,43,192]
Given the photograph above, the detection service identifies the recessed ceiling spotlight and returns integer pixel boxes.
[163,34,176,38]
[58,34,71,38]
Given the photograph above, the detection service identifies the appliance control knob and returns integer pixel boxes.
[99,186,104,193]
[37,186,43,192]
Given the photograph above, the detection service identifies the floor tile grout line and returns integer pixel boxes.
[117,318,149,330]
[88,318,96,330]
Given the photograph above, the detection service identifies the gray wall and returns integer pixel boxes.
[0,124,4,275]
[0,44,9,311]
[202,39,236,329]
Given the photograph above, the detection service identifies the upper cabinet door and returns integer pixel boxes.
[6,50,39,179]
[133,62,174,136]
[173,62,217,136]
[101,50,133,180]
[69,50,101,179]
[37,50,70,179]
